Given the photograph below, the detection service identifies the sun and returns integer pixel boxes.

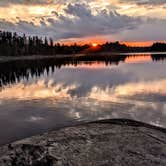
[92,43,98,47]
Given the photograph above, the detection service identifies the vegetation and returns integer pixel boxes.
[0,31,166,56]
[0,31,88,56]
[0,54,166,87]
[151,42,166,52]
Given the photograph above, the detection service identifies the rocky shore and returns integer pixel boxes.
[0,119,166,166]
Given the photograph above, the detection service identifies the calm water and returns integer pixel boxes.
[0,53,166,145]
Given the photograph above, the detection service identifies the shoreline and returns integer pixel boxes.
[0,119,166,165]
[0,51,165,62]
[0,119,166,147]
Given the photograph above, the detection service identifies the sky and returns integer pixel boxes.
[0,0,166,45]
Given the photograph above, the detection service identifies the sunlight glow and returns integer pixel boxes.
[92,43,98,47]
[0,4,61,23]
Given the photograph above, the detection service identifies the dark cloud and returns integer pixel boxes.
[120,0,166,6]
[120,19,166,41]
[64,3,92,17]
[48,4,141,39]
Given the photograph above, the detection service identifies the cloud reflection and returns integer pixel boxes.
[0,80,79,101]
[0,77,166,104]
[88,79,166,102]
[0,68,165,129]
[27,116,45,122]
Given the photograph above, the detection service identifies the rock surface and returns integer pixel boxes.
[0,119,166,166]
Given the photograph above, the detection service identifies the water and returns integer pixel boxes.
[0,53,166,145]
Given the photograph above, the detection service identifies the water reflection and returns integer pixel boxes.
[0,55,125,87]
[125,55,151,63]
[0,53,166,87]
[0,53,166,145]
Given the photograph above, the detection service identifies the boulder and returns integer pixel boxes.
[0,119,166,166]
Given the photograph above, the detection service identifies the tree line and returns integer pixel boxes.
[0,31,89,56]
[0,30,166,56]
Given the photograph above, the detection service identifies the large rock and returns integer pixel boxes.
[0,119,166,166]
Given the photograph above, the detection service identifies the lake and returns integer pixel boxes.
[0,53,166,145]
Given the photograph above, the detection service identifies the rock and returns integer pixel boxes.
[0,119,166,166]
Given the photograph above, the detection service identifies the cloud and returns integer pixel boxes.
[1,0,165,6]
[0,0,54,6]
[119,19,166,41]
[119,0,166,6]
[0,2,165,41]
[0,3,142,40]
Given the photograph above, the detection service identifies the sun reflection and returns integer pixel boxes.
[125,55,152,63]
[67,62,111,69]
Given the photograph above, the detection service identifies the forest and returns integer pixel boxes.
[0,31,166,56]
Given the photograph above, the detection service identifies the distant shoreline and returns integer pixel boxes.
[0,51,166,62]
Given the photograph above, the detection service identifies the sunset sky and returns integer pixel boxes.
[0,0,165,45]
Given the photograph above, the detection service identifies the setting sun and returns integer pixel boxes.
[92,43,98,47]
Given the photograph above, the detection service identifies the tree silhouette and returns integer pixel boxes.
[0,30,166,57]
